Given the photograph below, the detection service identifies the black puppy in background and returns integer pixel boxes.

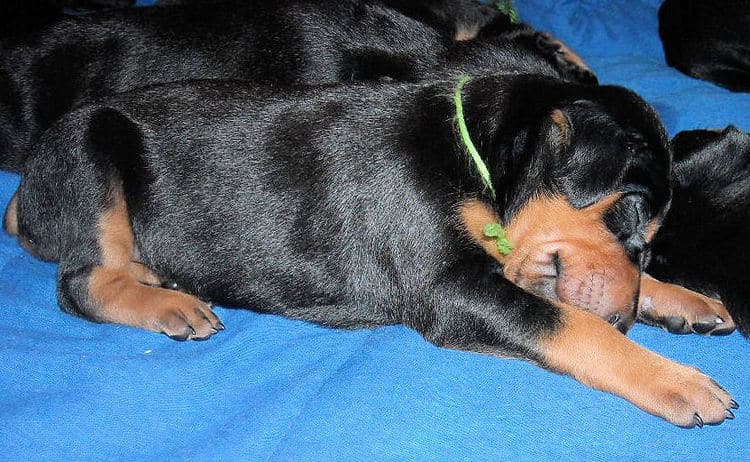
[659,0,750,92]
[7,74,738,427]
[649,127,750,337]
[0,0,594,172]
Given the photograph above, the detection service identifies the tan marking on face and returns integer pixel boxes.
[454,24,479,41]
[550,109,572,147]
[460,194,639,325]
[644,218,662,243]
[3,190,19,236]
[459,199,506,262]
[638,274,735,334]
[505,195,638,321]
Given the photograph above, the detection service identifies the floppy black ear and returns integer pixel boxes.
[671,129,725,163]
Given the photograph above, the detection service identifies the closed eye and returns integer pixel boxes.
[603,193,651,261]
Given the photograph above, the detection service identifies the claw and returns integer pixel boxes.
[725,409,735,420]
[694,413,704,428]
[730,399,740,409]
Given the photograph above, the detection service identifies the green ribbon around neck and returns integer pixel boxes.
[453,75,513,256]
[453,75,496,200]
[494,0,521,24]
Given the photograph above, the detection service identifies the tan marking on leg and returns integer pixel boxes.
[98,196,136,267]
[3,190,19,236]
[87,194,222,339]
[89,266,221,339]
[454,24,480,41]
[129,261,164,286]
[638,274,735,335]
[645,218,662,242]
[542,303,735,427]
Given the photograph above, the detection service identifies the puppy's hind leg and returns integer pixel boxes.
[57,192,224,340]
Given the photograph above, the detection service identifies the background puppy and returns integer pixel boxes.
[648,127,750,337]
[9,75,737,427]
[659,0,750,92]
[0,0,594,172]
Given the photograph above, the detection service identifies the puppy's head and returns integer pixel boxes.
[461,82,671,332]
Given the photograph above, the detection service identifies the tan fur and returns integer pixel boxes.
[542,303,734,426]
[550,109,572,147]
[88,194,221,338]
[502,195,638,309]
[639,274,734,331]
[543,33,591,71]
[454,24,479,41]
[478,194,638,321]
[458,199,506,263]
[3,191,18,236]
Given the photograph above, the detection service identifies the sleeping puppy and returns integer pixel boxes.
[659,0,750,92]
[6,75,737,427]
[0,0,594,172]
[648,126,750,337]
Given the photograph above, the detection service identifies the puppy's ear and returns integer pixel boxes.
[671,128,725,163]
[543,109,573,158]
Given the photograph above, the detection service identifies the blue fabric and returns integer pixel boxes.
[2,1,750,460]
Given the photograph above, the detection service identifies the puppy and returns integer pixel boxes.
[659,0,750,92]
[648,126,750,337]
[0,0,594,172]
[8,75,737,427]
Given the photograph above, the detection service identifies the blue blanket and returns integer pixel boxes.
[1,1,749,460]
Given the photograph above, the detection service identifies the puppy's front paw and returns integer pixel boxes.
[646,363,737,428]
[639,275,735,336]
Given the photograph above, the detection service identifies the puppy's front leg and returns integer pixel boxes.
[415,262,736,427]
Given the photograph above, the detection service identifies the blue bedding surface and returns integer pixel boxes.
[1,0,749,460]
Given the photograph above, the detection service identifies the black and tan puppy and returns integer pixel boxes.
[648,126,750,337]
[6,75,738,427]
[659,0,750,92]
[0,0,593,172]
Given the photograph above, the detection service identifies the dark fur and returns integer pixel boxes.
[0,0,594,172]
[648,126,750,337]
[659,0,750,92]
[18,77,670,311]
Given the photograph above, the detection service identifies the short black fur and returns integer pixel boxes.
[648,126,750,337]
[0,0,595,172]
[659,0,750,92]
[15,75,670,358]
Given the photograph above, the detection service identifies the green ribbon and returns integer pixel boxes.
[454,76,513,256]
[453,75,496,200]
[494,0,521,24]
